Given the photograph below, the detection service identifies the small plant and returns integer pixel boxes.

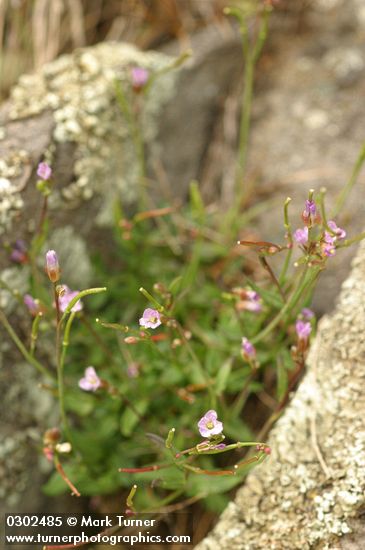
[2,157,365,516]
[1,0,365,539]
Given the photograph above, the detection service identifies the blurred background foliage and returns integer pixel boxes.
[0,0,230,99]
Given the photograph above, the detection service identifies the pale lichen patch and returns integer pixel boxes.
[1,42,179,233]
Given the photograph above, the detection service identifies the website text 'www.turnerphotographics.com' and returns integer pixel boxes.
[4,513,193,546]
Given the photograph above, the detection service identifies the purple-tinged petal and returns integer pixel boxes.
[37,162,52,180]
[294,227,309,245]
[79,366,101,392]
[295,320,311,341]
[328,220,346,240]
[58,286,83,313]
[301,307,314,320]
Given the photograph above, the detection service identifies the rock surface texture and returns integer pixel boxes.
[196,239,365,549]
[248,0,365,313]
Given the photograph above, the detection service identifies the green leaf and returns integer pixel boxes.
[189,180,206,223]
[64,390,95,416]
[168,275,183,295]
[120,399,148,437]
[215,358,233,395]
[224,418,254,442]
[276,355,288,401]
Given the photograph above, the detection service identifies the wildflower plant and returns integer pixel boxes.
[1,0,365,529]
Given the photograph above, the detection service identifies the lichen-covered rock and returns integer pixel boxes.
[196,239,365,549]
[0,42,178,239]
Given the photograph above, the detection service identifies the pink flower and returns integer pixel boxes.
[293,227,309,245]
[198,410,223,438]
[305,200,316,216]
[241,337,256,358]
[295,320,311,341]
[58,286,83,313]
[327,220,346,240]
[301,307,314,320]
[243,290,262,312]
[139,308,161,329]
[131,67,149,91]
[79,367,102,392]
[24,294,41,316]
[37,162,52,180]
[302,199,319,226]
[322,233,336,257]
[10,239,28,264]
[45,250,60,283]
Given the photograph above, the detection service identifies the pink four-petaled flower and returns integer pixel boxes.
[198,410,224,438]
[37,162,52,180]
[79,367,102,392]
[139,308,161,329]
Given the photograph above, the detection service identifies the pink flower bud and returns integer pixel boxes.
[45,250,60,283]
[131,67,149,92]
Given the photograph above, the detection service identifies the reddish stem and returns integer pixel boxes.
[55,460,81,497]
[119,463,171,473]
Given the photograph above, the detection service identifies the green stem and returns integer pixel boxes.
[187,440,266,456]
[175,321,216,408]
[0,309,54,379]
[331,142,365,218]
[57,311,76,439]
[337,231,365,248]
[279,197,293,284]
[231,370,256,417]
[139,287,165,313]
[54,283,60,324]
[259,255,286,301]
[30,313,42,356]
[114,80,147,209]
[235,8,270,204]
[60,287,107,324]
[251,265,320,344]
[318,188,336,235]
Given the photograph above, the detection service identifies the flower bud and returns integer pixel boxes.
[124,336,140,344]
[45,250,60,283]
[55,442,72,454]
[43,427,61,446]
